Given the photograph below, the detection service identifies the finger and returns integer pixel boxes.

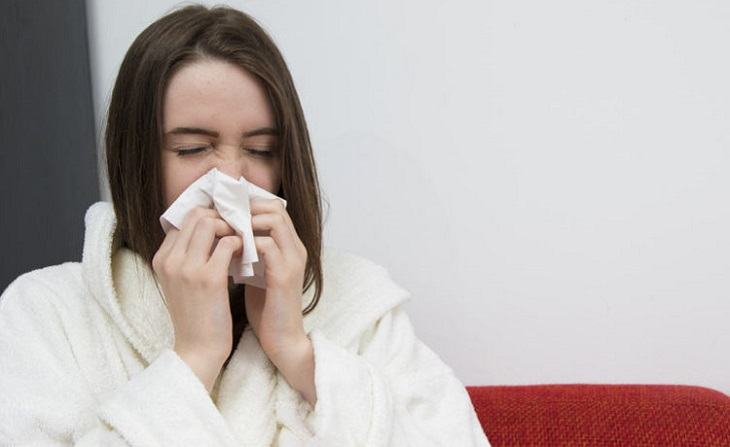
[251,213,298,254]
[253,235,283,268]
[156,227,179,261]
[250,199,296,234]
[170,207,219,260]
[186,216,238,265]
[207,235,243,274]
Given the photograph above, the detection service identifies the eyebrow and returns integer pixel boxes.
[164,126,279,138]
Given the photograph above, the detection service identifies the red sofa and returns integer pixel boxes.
[466,384,730,446]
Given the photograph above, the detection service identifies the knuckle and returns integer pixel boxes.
[161,259,176,277]
[152,253,161,271]
[191,206,211,221]
[198,216,215,232]
[218,236,239,253]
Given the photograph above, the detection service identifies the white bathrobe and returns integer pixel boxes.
[0,201,491,446]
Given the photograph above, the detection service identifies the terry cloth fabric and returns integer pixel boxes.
[0,200,491,446]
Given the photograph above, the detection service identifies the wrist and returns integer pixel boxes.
[271,335,316,403]
[175,347,224,394]
[267,332,307,367]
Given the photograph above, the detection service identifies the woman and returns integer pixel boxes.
[0,4,491,446]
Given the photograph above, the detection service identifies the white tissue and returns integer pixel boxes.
[159,167,287,289]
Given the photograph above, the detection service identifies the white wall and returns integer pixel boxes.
[86,0,730,392]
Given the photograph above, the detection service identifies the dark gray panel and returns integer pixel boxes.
[0,0,99,292]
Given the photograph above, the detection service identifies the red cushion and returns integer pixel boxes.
[466,384,730,446]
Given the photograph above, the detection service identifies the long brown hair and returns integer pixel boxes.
[103,4,324,314]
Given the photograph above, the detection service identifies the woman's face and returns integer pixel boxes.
[161,58,282,209]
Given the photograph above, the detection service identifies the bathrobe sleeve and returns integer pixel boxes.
[298,303,491,447]
[0,275,241,447]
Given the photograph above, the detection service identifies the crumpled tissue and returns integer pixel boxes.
[159,167,287,289]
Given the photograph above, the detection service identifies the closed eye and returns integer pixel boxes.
[174,147,275,157]
[175,146,208,157]
[245,148,275,158]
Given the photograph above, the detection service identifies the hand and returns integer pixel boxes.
[244,198,309,363]
[152,206,243,392]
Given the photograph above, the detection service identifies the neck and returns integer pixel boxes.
[224,280,248,369]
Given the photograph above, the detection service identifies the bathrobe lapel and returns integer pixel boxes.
[82,201,412,445]
[111,241,321,445]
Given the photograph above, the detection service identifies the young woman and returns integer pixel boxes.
[0,4,491,446]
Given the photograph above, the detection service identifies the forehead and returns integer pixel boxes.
[162,59,274,129]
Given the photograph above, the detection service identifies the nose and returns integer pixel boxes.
[215,150,249,181]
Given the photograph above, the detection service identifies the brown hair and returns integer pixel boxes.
[103,3,324,315]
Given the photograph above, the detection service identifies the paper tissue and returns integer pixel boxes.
[159,167,287,289]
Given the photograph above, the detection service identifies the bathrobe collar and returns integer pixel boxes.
[80,201,411,444]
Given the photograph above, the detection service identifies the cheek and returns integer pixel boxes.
[244,165,281,195]
[162,162,209,208]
